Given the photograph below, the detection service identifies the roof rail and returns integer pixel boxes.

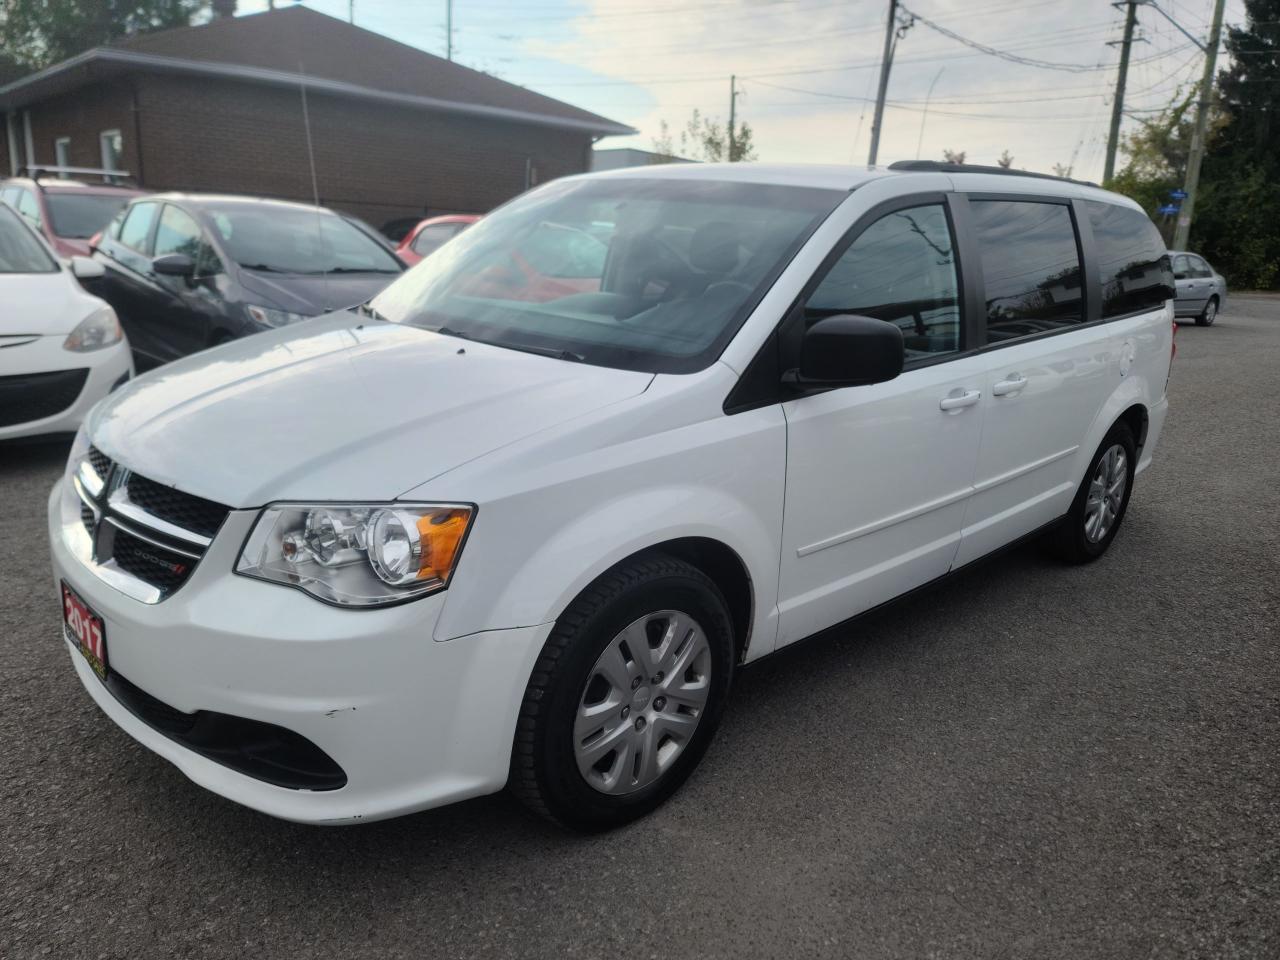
[19,165,136,186]
[887,160,1099,188]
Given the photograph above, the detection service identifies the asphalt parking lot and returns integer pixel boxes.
[2,301,1277,960]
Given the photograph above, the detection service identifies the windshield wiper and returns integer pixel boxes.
[432,325,584,363]
[238,262,287,273]
[324,267,401,275]
[352,302,388,322]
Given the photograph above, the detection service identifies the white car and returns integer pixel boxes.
[49,162,1174,830]
[1,202,132,441]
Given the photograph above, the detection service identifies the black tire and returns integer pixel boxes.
[1045,421,1137,563]
[1196,296,1218,326]
[510,554,735,831]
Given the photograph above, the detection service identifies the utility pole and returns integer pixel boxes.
[1103,0,1139,184]
[348,1,354,25]
[446,0,453,60]
[1173,0,1226,251]
[868,0,898,166]
[728,75,738,161]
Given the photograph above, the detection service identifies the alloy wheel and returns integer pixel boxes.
[1084,444,1128,543]
[573,609,712,795]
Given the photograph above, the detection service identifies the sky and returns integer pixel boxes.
[235,0,1248,182]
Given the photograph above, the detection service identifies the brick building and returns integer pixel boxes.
[0,6,632,233]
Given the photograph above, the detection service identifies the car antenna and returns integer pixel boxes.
[297,60,331,311]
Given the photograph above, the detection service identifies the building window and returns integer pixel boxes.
[54,137,71,176]
[99,129,123,175]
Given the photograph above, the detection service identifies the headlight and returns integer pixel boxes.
[235,503,474,607]
[246,304,311,328]
[63,306,123,352]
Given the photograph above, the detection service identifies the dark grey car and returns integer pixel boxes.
[89,194,404,369]
[1169,250,1227,326]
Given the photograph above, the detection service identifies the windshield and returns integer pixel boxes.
[45,193,131,239]
[207,204,403,275]
[0,204,58,273]
[371,177,844,373]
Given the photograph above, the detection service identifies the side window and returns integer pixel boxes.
[1189,256,1212,279]
[970,200,1083,343]
[154,204,222,275]
[411,222,459,257]
[16,189,42,227]
[118,201,158,253]
[1085,200,1173,318]
[1172,254,1191,279]
[0,186,19,207]
[806,203,960,357]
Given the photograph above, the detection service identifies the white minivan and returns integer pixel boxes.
[50,162,1174,830]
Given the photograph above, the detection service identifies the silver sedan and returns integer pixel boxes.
[1169,250,1227,326]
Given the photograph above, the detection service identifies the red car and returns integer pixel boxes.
[0,176,145,259]
[395,214,481,266]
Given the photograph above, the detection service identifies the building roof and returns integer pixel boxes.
[0,6,633,138]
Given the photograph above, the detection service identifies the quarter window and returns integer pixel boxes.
[118,201,158,253]
[806,203,961,358]
[971,200,1083,343]
[1085,200,1173,318]
[16,188,42,227]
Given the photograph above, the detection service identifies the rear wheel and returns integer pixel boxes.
[1045,421,1136,563]
[510,554,734,831]
[1196,296,1218,326]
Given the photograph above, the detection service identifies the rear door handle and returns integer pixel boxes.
[992,374,1027,397]
[939,389,982,411]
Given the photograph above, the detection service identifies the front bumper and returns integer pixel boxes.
[0,336,132,441]
[49,480,550,824]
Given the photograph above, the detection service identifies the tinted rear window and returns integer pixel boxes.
[971,200,1084,343]
[1085,201,1173,318]
[45,193,130,239]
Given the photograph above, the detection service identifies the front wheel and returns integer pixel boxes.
[1045,421,1137,563]
[1196,296,1218,326]
[510,554,735,831]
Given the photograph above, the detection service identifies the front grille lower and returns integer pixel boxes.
[76,455,230,601]
[0,368,88,427]
[108,526,197,595]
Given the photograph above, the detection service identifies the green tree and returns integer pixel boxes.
[1193,0,1280,288]
[0,1,208,71]
[652,109,757,163]
[942,148,966,164]
[997,149,1014,169]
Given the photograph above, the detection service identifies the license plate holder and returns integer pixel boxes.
[61,580,107,681]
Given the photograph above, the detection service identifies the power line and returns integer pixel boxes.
[897,4,1110,72]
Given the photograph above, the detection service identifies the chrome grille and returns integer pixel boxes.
[74,455,230,602]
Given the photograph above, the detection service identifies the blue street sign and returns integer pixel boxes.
[1170,189,1187,200]
[1158,204,1180,215]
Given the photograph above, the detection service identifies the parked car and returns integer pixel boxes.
[89,194,404,369]
[0,203,132,441]
[51,162,1174,831]
[0,173,144,260]
[1169,250,1226,326]
[395,213,480,265]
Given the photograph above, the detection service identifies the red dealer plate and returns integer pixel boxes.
[62,581,107,680]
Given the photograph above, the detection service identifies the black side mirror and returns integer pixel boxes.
[1173,272,1188,280]
[153,253,195,277]
[786,314,905,389]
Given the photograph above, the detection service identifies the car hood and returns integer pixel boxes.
[88,314,654,507]
[237,268,400,315]
[1,272,99,336]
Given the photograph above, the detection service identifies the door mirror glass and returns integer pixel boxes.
[790,314,904,388]
[153,252,195,277]
[70,256,105,280]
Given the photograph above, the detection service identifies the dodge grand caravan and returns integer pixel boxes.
[50,162,1174,830]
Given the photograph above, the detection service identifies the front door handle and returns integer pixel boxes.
[939,389,982,411]
[992,374,1027,397]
